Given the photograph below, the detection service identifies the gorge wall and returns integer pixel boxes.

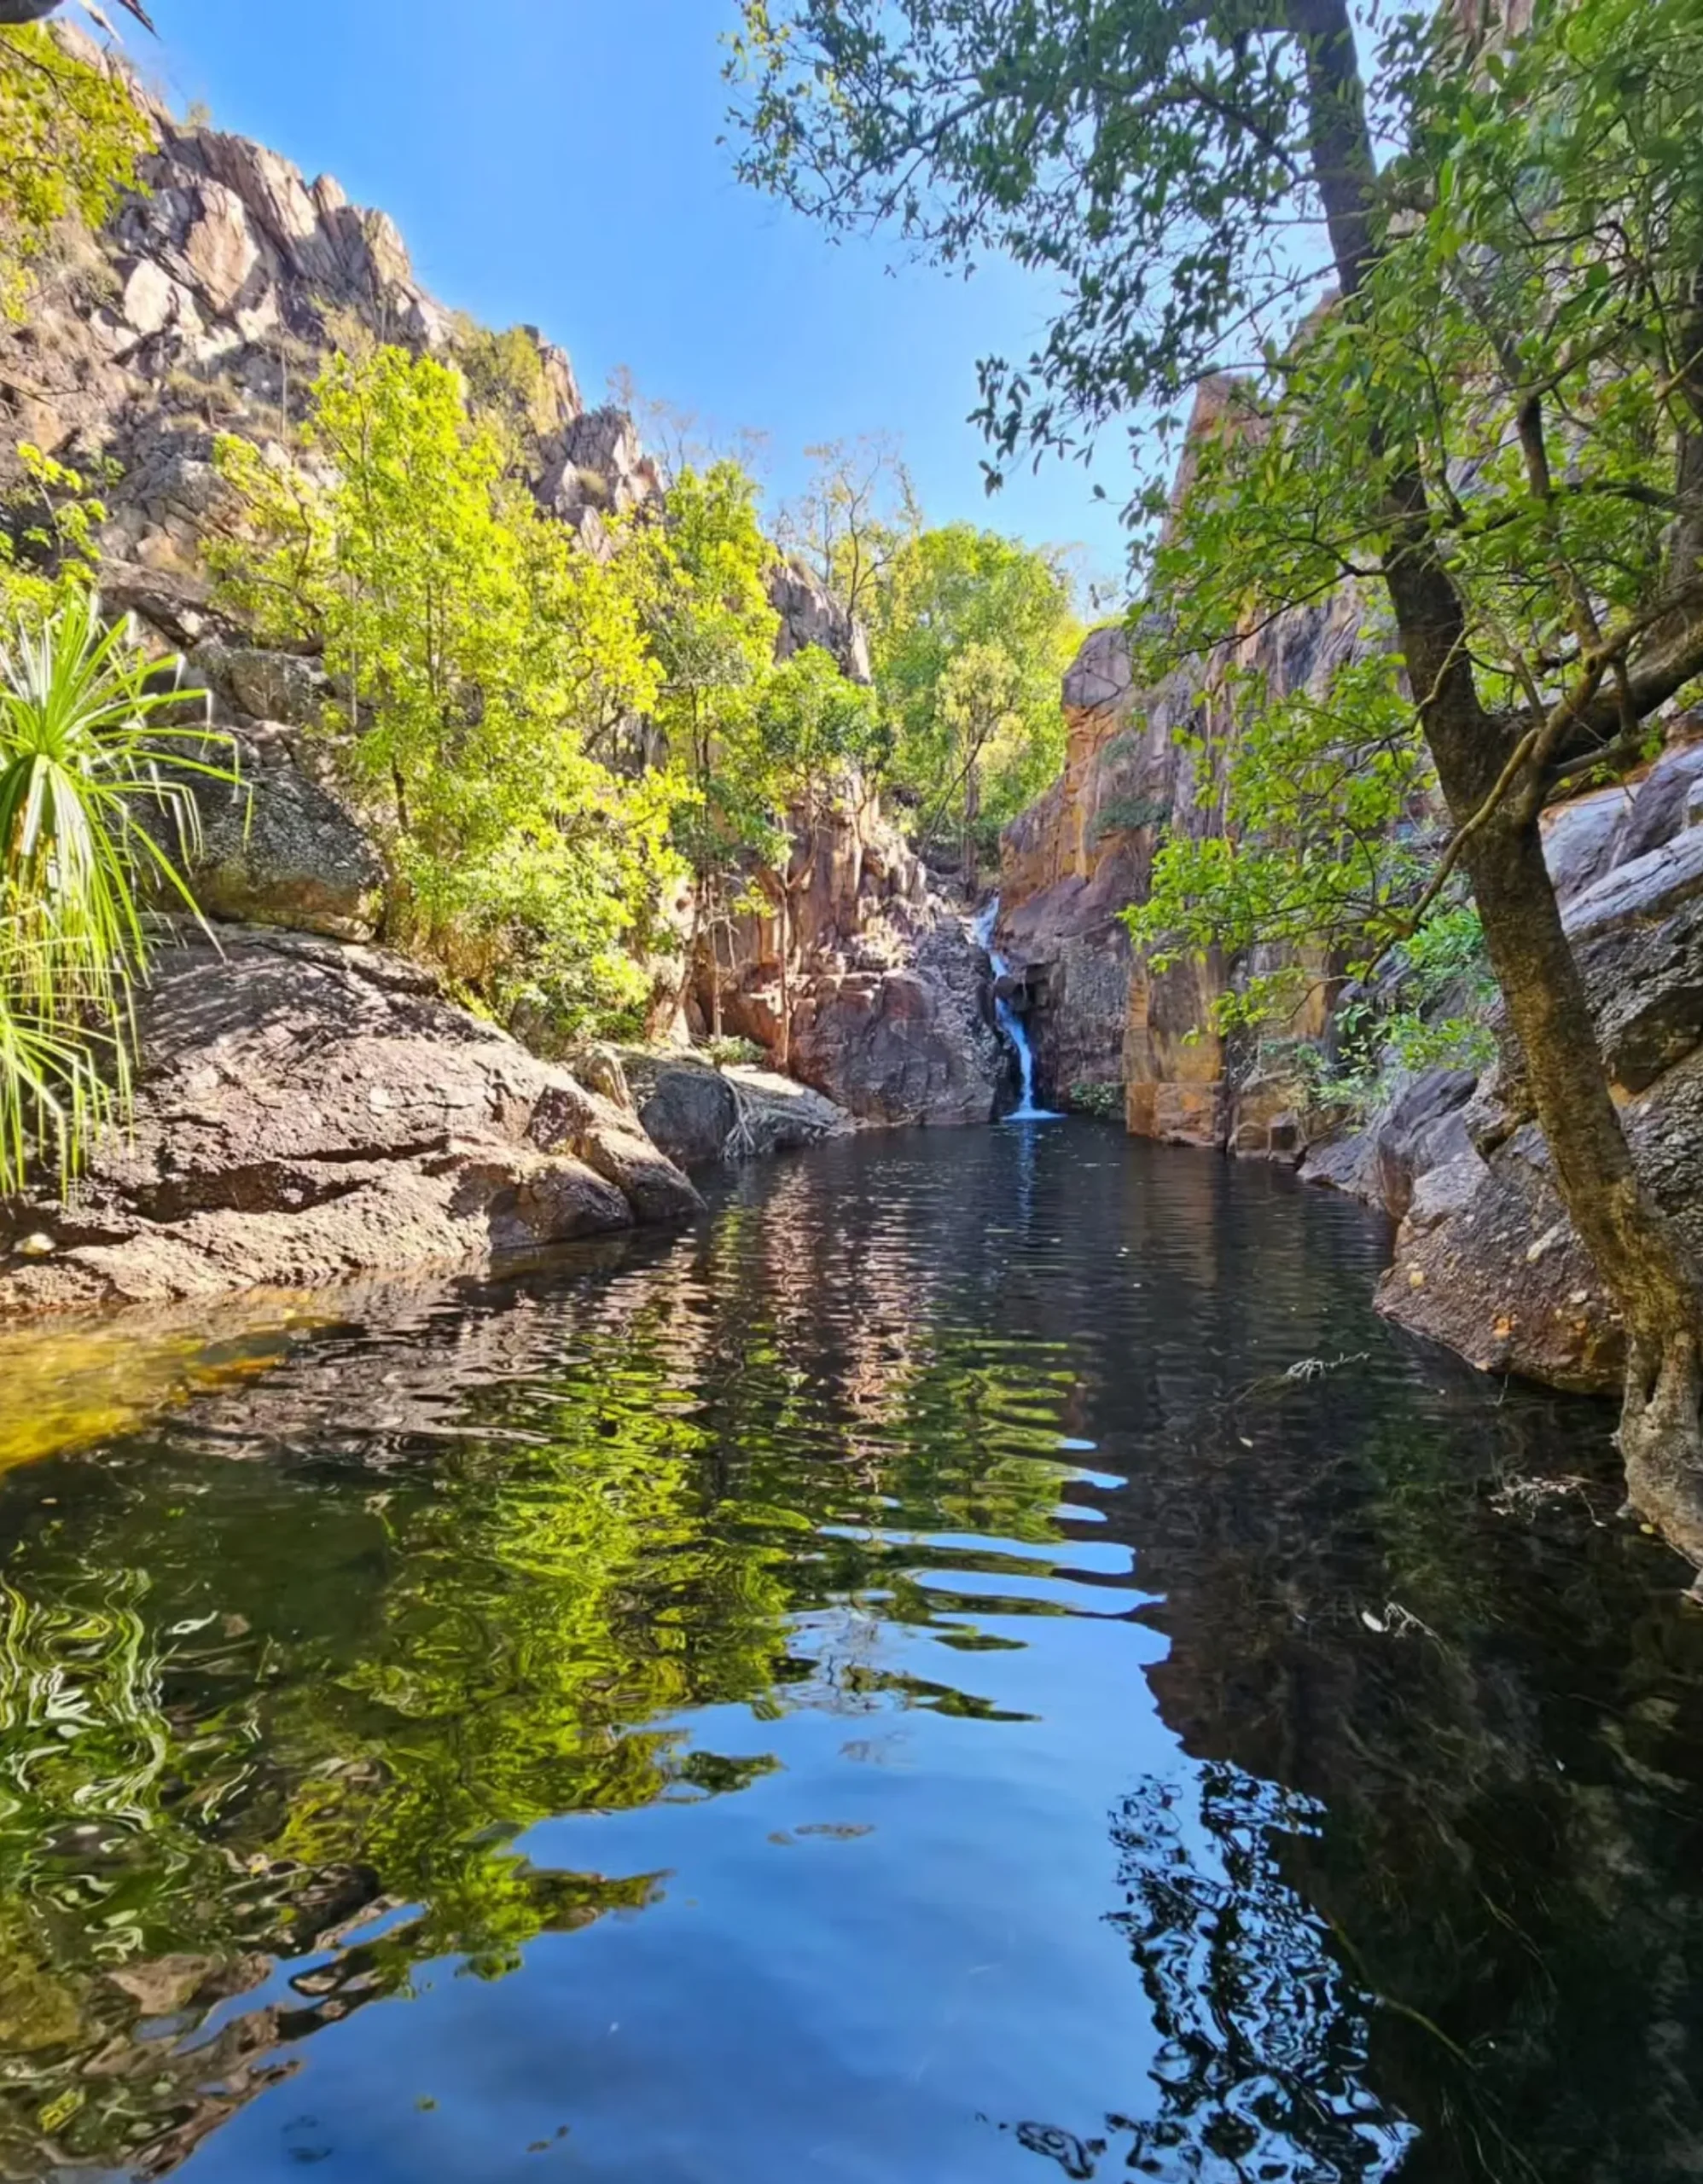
[997,434,1365,1156]
[997,394,1703,1401]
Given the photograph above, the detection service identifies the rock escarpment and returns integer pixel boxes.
[0,67,1008,1315]
[0,67,868,683]
[998,585,1363,1147]
[0,929,703,1316]
[703,786,1011,1126]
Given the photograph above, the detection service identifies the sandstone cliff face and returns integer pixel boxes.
[704,781,1009,1125]
[997,379,1703,1400]
[997,570,1363,1147]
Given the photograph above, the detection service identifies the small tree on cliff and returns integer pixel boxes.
[869,524,1082,868]
[645,459,785,1029]
[212,348,674,1037]
[776,434,919,626]
[730,0,1703,1571]
[0,20,149,318]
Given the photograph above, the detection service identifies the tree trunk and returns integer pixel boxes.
[1291,0,1703,1574]
[677,881,705,1029]
[1463,802,1703,1567]
[709,877,724,1041]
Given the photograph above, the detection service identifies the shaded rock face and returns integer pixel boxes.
[164,727,385,942]
[703,782,1009,1126]
[997,380,1367,1145]
[788,917,1008,1127]
[999,562,1363,1141]
[0,931,701,1316]
[1362,777,1703,1392]
[1304,1066,1476,1222]
[160,642,387,942]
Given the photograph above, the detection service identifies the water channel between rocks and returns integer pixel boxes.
[0,1122,1700,2184]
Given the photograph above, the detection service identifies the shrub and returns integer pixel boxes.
[702,1034,764,1068]
[1091,792,1171,841]
[1069,1080,1125,1122]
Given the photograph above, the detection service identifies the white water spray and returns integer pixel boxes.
[974,898,1062,1123]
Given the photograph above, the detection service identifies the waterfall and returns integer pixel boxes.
[973,899,1061,1123]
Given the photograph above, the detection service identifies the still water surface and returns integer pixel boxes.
[1,1124,1700,2184]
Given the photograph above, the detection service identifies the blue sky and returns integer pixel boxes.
[135,0,1137,598]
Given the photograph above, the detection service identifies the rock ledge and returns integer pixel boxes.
[0,930,702,1316]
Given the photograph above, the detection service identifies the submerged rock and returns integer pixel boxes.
[0,930,702,1316]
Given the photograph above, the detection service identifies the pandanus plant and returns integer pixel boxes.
[0,592,229,1194]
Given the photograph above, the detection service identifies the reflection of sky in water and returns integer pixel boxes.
[0,1123,1690,2184]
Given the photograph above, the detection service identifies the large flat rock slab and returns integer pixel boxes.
[0,930,701,1316]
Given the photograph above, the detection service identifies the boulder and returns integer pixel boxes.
[567,1043,636,1113]
[788,919,1008,1126]
[1562,825,1703,943]
[1374,1124,1620,1392]
[724,1066,855,1159]
[1304,1066,1478,1218]
[1577,896,1703,1093]
[192,643,330,729]
[1541,784,1630,900]
[622,1054,740,1170]
[1613,740,1703,868]
[0,931,701,1316]
[171,733,385,943]
[618,1052,852,1169]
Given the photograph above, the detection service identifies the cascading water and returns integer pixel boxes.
[974,897,1061,1123]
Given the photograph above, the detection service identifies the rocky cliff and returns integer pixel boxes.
[998,480,1364,1152]
[702,783,1009,1126]
[1360,748,1703,1391]
[0,61,863,661]
[999,390,1703,1402]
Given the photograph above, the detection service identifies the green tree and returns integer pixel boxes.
[213,347,676,1040]
[646,459,785,1029]
[776,433,919,626]
[0,22,148,317]
[731,0,1703,1569]
[868,524,1081,869]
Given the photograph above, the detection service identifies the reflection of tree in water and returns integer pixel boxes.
[0,1213,1086,2179]
[1099,1764,1415,2182]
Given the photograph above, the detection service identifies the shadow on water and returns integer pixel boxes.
[0,1124,1699,2181]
